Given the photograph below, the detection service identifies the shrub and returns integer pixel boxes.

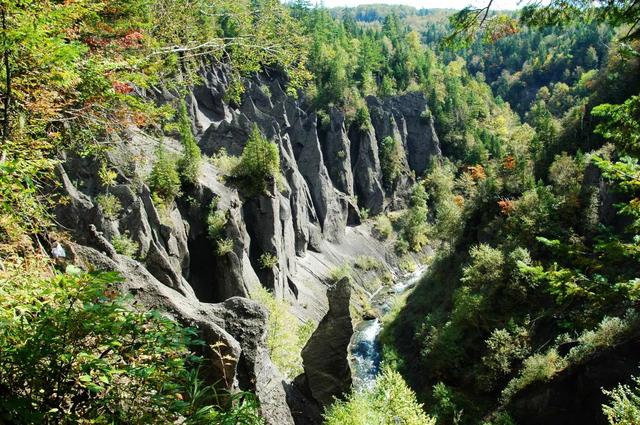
[207,209,228,241]
[328,264,353,284]
[482,326,530,380]
[359,207,369,221]
[399,257,417,273]
[0,270,263,424]
[394,238,410,256]
[380,136,404,189]
[354,105,371,131]
[461,244,505,288]
[501,349,566,402]
[354,255,384,271]
[252,287,315,379]
[215,238,234,256]
[96,193,122,220]
[324,365,436,425]
[177,101,202,185]
[112,233,139,258]
[210,148,241,177]
[397,184,429,252]
[236,124,280,193]
[372,214,393,240]
[259,252,278,269]
[602,375,640,425]
[149,147,181,205]
[567,315,634,364]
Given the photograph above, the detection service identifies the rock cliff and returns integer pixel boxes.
[55,63,441,423]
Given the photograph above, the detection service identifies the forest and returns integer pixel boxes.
[1,0,640,424]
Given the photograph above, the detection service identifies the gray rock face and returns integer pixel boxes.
[320,108,354,196]
[213,297,295,425]
[55,64,444,424]
[367,92,441,177]
[351,125,385,215]
[301,278,353,406]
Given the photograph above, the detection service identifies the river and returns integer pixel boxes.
[349,266,427,390]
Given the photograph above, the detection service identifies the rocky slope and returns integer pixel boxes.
[54,63,441,423]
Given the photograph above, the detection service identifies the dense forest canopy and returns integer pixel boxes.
[1,0,640,423]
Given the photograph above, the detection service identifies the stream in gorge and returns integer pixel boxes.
[349,266,428,390]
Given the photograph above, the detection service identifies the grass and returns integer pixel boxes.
[354,255,384,272]
[252,287,315,379]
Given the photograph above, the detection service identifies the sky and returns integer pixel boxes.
[320,0,524,11]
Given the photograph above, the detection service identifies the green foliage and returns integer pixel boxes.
[177,101,202,185]
[236,125,281,194]
[354,255,384,271]
[603,375,640,425]
[149,147,181,206]
[482,325,530,383]
[501,349,566,402]
[252,287,315,379]
[96,193,123,220]
[206,203,234,257]
[461,244,505,287]
[372,214,393,240]
[0,270,261,424]
[207,209,228,242]
[215,238,234,256]
[210,148,242,178]
[324,365,436,425]
[379,136,404,189]
[396,183,430,252]
[328,264,353,284]
[112,233,140,258]
[259,252,279,269]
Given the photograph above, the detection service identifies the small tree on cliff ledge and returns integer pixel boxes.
[237,124,280,194]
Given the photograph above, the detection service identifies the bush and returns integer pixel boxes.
[324,365,436,425]
[112,233,139,258]
[461,244,505,288]
[354,105,371,131]
[236,124,280,193]
[397,184,429,252]
[398,256,417,273]
[501,349,566,402]
[603,375,640,425]
[177,100,202,185]
[567,315,634,364]
[252,287,315,379]
[149,147,181,205]
[96,193,122,220]
[482,326,530,381]
[354,255,384,271]
[394,238,410,256]
[328,264,353,284]
[207,209,228,241]
[210,148,241,177]
[372,214,393,240]
[215,238,234,256]
[0,270,263,424]
[259,252,278,269]
[380,136,404,189]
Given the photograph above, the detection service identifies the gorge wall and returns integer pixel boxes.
[54,63,441,423]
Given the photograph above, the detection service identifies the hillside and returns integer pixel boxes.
[1,0,640,424]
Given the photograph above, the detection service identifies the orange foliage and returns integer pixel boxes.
[468,164,486,180]
[503,155,516,170]
[112,81,134,94]
[498,199,515,215]
[118,31,144,49]
[453,195,465,208]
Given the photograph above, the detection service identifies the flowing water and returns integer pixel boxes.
[349,266,427,390]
